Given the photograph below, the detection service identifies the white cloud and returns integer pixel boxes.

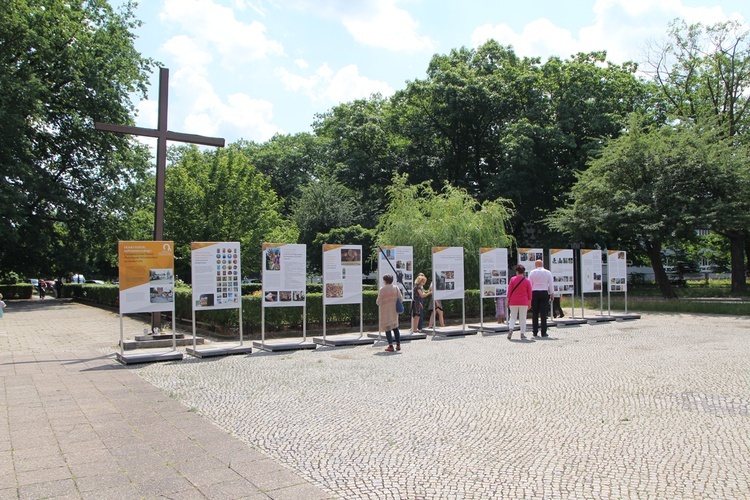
[161,0,284,67]
[340,0,434,52]
[471,0,746,63]
[161,67,281,142]
[277,63,395,105]
[294,58,309,69]
[472,19,578,61]
[285,0,433,52]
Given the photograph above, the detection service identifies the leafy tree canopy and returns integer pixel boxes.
[377,174,514,289]
[164,145,297,281]
[0,0,156,279]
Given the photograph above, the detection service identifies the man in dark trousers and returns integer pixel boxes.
[528,259,554,337]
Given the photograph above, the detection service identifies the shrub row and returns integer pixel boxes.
[60,283,504,330]
[0,283,34,299]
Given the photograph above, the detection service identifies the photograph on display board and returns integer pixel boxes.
[149,268,173,282]
[341,248,361,264]
[150,286,173,303]
[326,282,344,298]
[265,247,281,271]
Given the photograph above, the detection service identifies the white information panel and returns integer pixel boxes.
[480,248,509,298]
[262,243,307,308]
[118,241,175,315]
[550,248,574,296]
[191,242,241,310]
[378,245,413,301]
[323,244,362,305]
[607,250,628,292]
[432,247,465,300]
[581,249,603,293]
[517,247,544,270]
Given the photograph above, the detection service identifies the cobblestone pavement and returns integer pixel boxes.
[130,312,750,498]
[0,299,329,499]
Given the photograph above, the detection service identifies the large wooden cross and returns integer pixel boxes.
[96,67,225,240]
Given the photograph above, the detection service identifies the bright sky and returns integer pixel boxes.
[114,0,749,145]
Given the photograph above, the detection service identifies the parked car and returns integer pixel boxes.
[85,279,106,284]
[71,274,85,283]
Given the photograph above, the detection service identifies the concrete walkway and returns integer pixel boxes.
[0,299,331,499]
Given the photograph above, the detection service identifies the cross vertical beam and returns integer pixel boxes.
[96,68,225,329]
[96,67,225,240]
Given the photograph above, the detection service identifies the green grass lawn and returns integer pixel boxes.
[567,279,750,315]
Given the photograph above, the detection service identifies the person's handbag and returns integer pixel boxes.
[396,297,404,314]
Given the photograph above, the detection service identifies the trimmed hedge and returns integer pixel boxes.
[0,283,34,299]
[64,283,499,330]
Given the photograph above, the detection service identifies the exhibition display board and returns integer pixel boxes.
[607,249,629,314]
[119,241,175,315]
[256,243,316,352]
[323,244,363,306]
[262,243,307,308]
[432,247,465,300]
[377,245,414,301]
[320,244,364,340]
[517,248,544,273]
[580,248,604,317]
[580,249,603,294]
[431,247,468,334]
[550,249,575,296]
[187,242,251,357]
[191,242,241,311]
[607,250,628,293]
[479,247,509,328]
[117,241,178,362]
[480,248,509,299]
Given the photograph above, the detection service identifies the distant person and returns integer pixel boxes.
[0,293,6,318]
[411,273,431,333]
[427,282,444,328]
[528,259,554,337]
[552,296,564,318]
[495,295,507,324]
[506,265,532,340]
[54,278,63,299]
[376,274,403,352]
[37,278,46,299]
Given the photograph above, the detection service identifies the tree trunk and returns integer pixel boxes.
[729,232,747,294]
[644,239,677,299]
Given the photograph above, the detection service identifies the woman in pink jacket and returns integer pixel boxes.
[506,264,532,340]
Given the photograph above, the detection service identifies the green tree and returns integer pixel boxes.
[237,133,329,216]
[391,41,643,247]
[291,176,361,273]
[312,225,377,277]
[313,95,406,223]
[548,116,747,298]
[647,19,750,291]
[164,145,297,281]
[0,0,156,279]
[377,174,513,289]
